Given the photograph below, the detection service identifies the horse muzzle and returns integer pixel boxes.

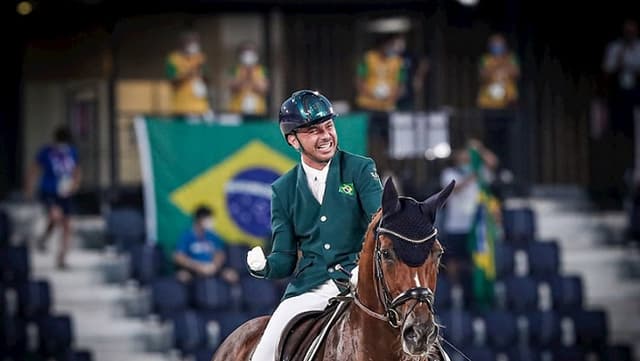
[401,313,438,356]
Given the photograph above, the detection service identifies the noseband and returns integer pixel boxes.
[353,219,437,329]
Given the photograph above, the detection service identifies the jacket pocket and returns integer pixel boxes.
[294,258,314,277]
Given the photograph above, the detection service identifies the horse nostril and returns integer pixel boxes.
[403,326,420,343]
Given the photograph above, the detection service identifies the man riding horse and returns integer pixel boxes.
[245,89,384,361]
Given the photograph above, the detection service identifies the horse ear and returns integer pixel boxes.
[382,177,401,215]
[420,180,456,220]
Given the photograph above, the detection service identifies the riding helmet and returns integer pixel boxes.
[278,90,336,140]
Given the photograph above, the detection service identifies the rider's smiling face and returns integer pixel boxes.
[287,119,338,169]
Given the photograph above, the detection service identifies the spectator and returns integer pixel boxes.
[602,19,640,202]
[25,126,82,269]
[476,33,520,177]
[227,41,269,120]
[440,139,497,282]
[174,205,239,284]
[165,30,213,123]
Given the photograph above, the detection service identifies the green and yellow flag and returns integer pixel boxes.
[467,147,501,309]
[135,115,368,256]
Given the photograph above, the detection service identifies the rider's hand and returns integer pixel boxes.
[247,246,266,271]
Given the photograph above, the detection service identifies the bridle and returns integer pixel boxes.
[353,218,437,329]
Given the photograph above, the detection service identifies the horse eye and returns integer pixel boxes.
[381,249,394,261]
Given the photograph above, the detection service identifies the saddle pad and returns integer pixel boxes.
[276,299,350,361]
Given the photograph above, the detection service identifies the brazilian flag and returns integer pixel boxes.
[467,147,500,309]
[134,115,368,256]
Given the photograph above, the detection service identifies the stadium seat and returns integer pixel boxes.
[550,275,583,311]
[39,314,74,358]
[527,310,561,348]
[601,344,633,361]
[0,284,5,317]
[494,242,515,279]
[437,310,474,348]
[171,309,207,353]
[503,276,539,312]
[192,276,232,311]
[206,310,250,341]
[193,347,216,361]
[0,209,12,247]
[483,310,518,350]
[61,349,94,361]
[508,345,541,361]
[17,279,51,321]
[1,245,30,286]
[240,275,279,317]
[571,309,608,350]
[552,346,585,361]
[151,277,189,320]
[462,347,495,361]
[130,243,165,285]
[105,207,146,252]
[502,207,536,245]
[1,315,28,358]
[527,241,560,279]
[226,244,250,275]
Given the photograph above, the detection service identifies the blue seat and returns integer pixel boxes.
[171,309,207,353]
[208,310,250,341]
[504,276,539,312]
[503,208,536,245]
[17,279,51,321]
[552,346,585,361]
[240,275,279,317]
[462,347,495,361]
[484,310,518,350]
[527,241,560,279]
[495,242,515,279]
[193,347,216,361]
[601,344,633,361]
[437,310,474,348]
[508,345,541,361]
[192,276,232,311]
[550,275,583,311]
[105,207,146,252]
[1,245,30,286]
[0,209,12,247]
[39,314,73,357]
[571,309,608,350]
[130,244,165,285]
[434,275,452,310]
[151,277,189,320]
[62,349,93,361]
[527,310,561,347]
[226,244,250,275]
[1,315,27,358]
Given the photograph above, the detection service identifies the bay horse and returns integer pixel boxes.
[213,179,454,361]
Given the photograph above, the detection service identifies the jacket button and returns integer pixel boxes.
[324,243,331,250]
[328,267,334,273]
[320,216,327,222]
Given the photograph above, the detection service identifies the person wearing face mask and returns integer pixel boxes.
[165,31,213,122]
[476,33,521,187]
[25,126,82,269]
[174,205,239,284]
[439,139,497,283]
[228,42,269,118]
[246,90,383,361]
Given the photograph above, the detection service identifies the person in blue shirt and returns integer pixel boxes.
[25,126,82,269]
[173,205,239,284]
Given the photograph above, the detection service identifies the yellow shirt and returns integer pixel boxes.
[356,50,405,112]
[166,51,211,115]
[477,53,520,109]
[228,65,268,116]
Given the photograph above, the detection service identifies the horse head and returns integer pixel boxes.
[357,178,455,358]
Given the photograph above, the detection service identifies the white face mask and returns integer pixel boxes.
[240,51,258,65]
[201,217,214,231]
[185,43,201,55]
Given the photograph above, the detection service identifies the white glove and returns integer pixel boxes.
[247,246,267,272]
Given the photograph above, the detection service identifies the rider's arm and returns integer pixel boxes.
[250,188,297,279]
[356,158,384,219]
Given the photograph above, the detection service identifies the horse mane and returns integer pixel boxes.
[359,208,382,262]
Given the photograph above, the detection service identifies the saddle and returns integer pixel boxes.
[276,297,351,361]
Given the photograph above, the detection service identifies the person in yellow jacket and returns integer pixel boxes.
[228,42,269,118]
[355,33,407,112]
[165,31,213,121]
[477,33,520,110]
